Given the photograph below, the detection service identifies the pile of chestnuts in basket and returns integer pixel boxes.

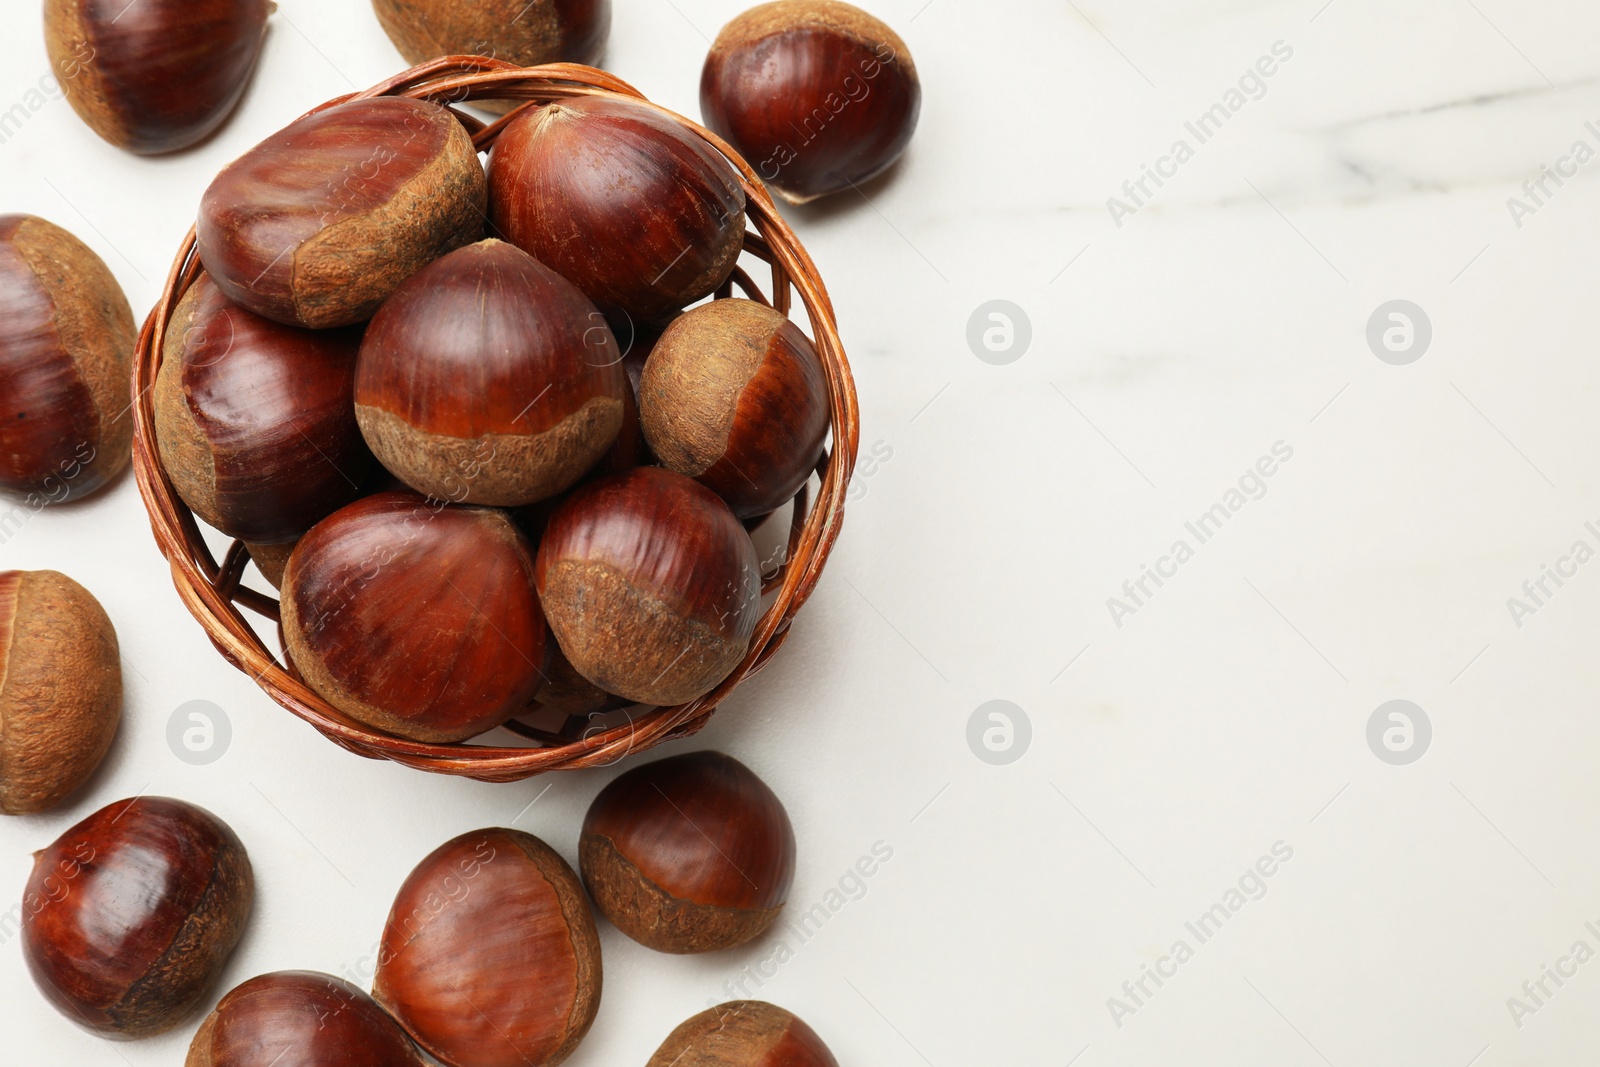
[153,83,843,743]
[4,0,925,1060]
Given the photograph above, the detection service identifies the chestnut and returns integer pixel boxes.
[22,796,254,1039]
[640,298,828,519]
[355,239,626,506]
[198,97,487,329]
[187,971,425,1067]
[373,828,601,1067]
[648,1001,838,1067]
[488,97,746,322]
[44,0,272,155]
[0,215,134,501]
[581,751,795,953]
[700,0,921,204]
[0,570,121,814]
[372,0,610,73]
[155,272,373,554]
[280,491,547,743]
[534,467,760,706]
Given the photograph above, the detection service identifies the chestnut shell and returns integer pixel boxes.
[21,796,254,1039]
[534,467,760,707]
[0,214,134,500]
[44,0,272,154]
[488,97,746,321]
[155,273,373,544]
[198,96,487,329]
[700,0,920,203]
[581,750,796,953]
[354,239,626,506]
[186,971,426,1067]
[373,828,602,1067]
[280,492,547,743]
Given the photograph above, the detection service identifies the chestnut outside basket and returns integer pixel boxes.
[131,58,859,782]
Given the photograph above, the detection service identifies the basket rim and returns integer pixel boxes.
[130,58,860,782]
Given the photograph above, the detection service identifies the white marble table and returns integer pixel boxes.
[4,0,1600,1063]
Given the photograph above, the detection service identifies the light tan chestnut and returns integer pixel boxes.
[0,215,135,501]
[640,298,828,519]
[0,570,121,815]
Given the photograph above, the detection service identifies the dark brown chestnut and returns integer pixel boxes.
[21,796,254,1039]
[640,298,828,519]
[44,0,272,155]
[372,0,610,72]
[488,97,746,322]
[648,1001,838,1067]
[0,215,134,501]
[355,239,626,506]
[155,272,373,551]
[0,570,121,814]
[280,491,547,743]
[373,828,601,1067]
[701,0,920,204]
[581,751,795,953]
[534,467,760,706]
[198,97,487,329]
[187,971,426,1067]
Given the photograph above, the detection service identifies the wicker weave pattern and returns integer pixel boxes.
[131,58,859,782]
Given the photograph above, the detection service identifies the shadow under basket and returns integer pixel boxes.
[130,57,860,782]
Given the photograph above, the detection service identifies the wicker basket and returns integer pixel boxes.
[131,58,859,782]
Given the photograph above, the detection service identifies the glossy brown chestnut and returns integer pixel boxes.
[534,467,760,706]
[581,751,795,953]
[198,97,486,329]
[489,97,746,321]
[640,298,828,519]
[0,215,134,500]
[373,828,601,1067]
[22,797,254,1039]
[280,491,547,743]
[44,0,272,154]
[372,0,610,72]
[0,570,121,814]
[355,240,626,506]
[701,0,920,204]
[155,273,373,548]
[187,971,426,1067]
[647,1001,838,1067]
